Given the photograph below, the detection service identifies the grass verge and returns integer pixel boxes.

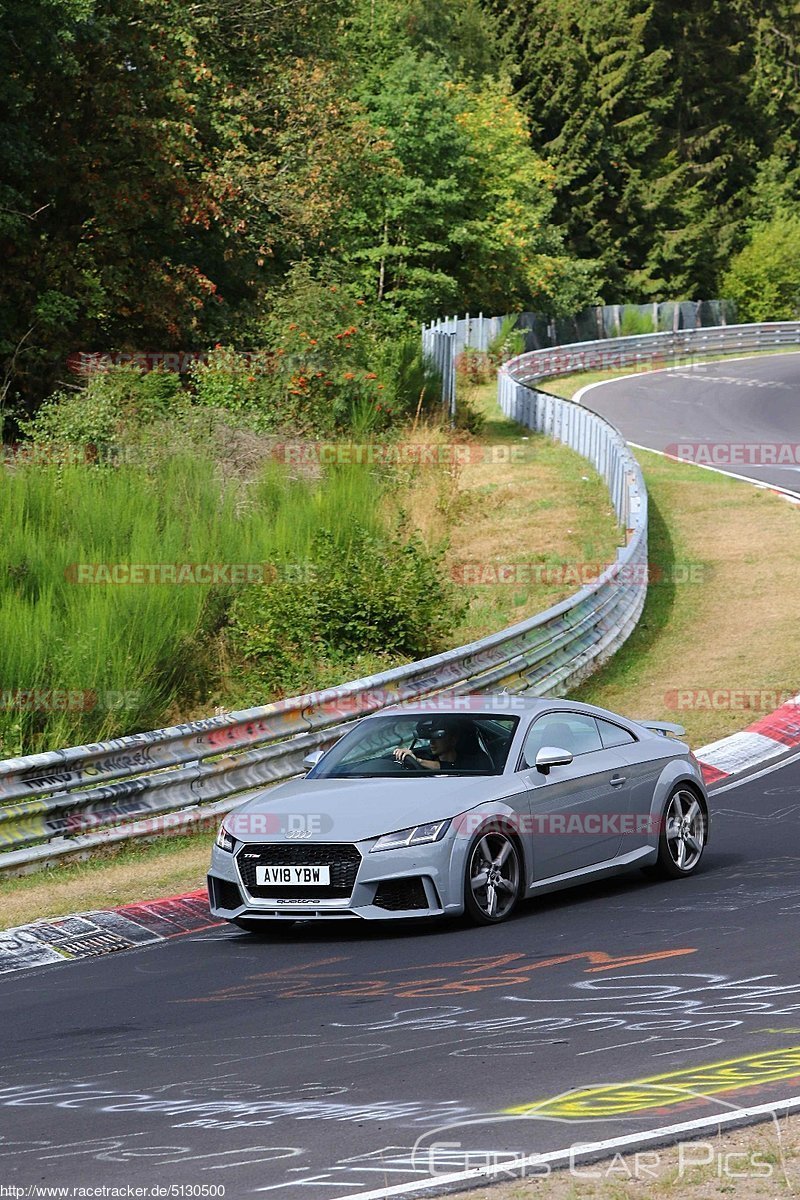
[0,828,214,929]
[441,1113,800,1200]
[570,446,800,747]
[445,382,624,643]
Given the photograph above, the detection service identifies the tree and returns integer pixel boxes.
[721,212,800,320]
[0,0,369,419]
[487,0,765,298]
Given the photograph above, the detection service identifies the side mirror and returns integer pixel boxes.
[302,749,325,772]
[534,745,573,775]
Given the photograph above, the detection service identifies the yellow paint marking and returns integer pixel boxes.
[505,1045,800,1119]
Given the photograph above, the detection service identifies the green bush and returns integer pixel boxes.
[721,212,800,321]
[228,522,464,696]
[487,315,525,364]
[618,308,656,336]
[21,366,185,456]
[456,347,491,385]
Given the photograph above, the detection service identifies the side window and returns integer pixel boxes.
[596,717,637,749]
[521,712,602,767]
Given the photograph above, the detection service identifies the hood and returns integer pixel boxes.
[226,775,521,843]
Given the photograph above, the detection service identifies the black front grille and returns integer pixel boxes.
[373,877,429,911]
[237,843,362,899]
[208,875,243,911]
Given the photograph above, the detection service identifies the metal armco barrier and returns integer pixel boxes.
[4,319,797,873]
[502,321,800,385]
[421,326,456,420]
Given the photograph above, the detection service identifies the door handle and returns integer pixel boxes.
[609,774,627,788]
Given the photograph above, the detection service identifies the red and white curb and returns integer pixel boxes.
[0,888,222,975]
[694,695,800,785]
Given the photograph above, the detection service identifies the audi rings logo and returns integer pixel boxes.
[225,812,333,838]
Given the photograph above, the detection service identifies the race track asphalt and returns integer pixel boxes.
[1,353,799,1198]
[576,350,800,491]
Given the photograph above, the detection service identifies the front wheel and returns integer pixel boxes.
[464,830,522,924]
[649,788,707,879]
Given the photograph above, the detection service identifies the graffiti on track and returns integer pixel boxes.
[180,946,697,1004]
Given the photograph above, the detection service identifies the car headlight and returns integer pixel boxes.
[370,820,451,853]
[215,823,236,853]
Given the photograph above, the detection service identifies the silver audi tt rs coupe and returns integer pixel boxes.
[207,695,710,928]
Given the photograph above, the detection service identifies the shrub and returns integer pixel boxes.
[228,522,464,695]
[618,308,656,336]
[456,347,490,385]
[20,365,185,456]
[373,333,445,422]
[721,212,800,321]
[487,315,525,364]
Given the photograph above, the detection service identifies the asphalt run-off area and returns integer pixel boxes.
[1,354,800,1198]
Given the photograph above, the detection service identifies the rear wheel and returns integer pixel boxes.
[649,788,707,878]
[464,830,522,924]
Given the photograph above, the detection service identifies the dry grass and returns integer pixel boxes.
[570,447,800,749]
[442,1113,800,1200]
[0,829,212,929]
[433,383,623,643]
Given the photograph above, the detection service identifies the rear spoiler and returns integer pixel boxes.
[637,719,686,739]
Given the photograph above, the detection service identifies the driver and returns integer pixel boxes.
[393,717,484,772]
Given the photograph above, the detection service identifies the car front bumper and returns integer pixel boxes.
[207,837,464,922]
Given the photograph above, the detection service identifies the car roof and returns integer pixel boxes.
[374,694,648,731]
[378,693,544,717]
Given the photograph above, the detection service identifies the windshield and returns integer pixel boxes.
[310,714,519,779]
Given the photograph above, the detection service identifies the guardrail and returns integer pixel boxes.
[10,317,797,872]
[502,321,800,385]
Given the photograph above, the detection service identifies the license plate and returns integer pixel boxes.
[255,864,331,887]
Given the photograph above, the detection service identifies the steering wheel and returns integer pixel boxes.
[400,752,427,771]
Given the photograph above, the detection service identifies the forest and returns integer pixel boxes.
[1,0,799,421]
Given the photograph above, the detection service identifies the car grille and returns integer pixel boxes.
[237,843,362,899]
[373,877,429,911]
